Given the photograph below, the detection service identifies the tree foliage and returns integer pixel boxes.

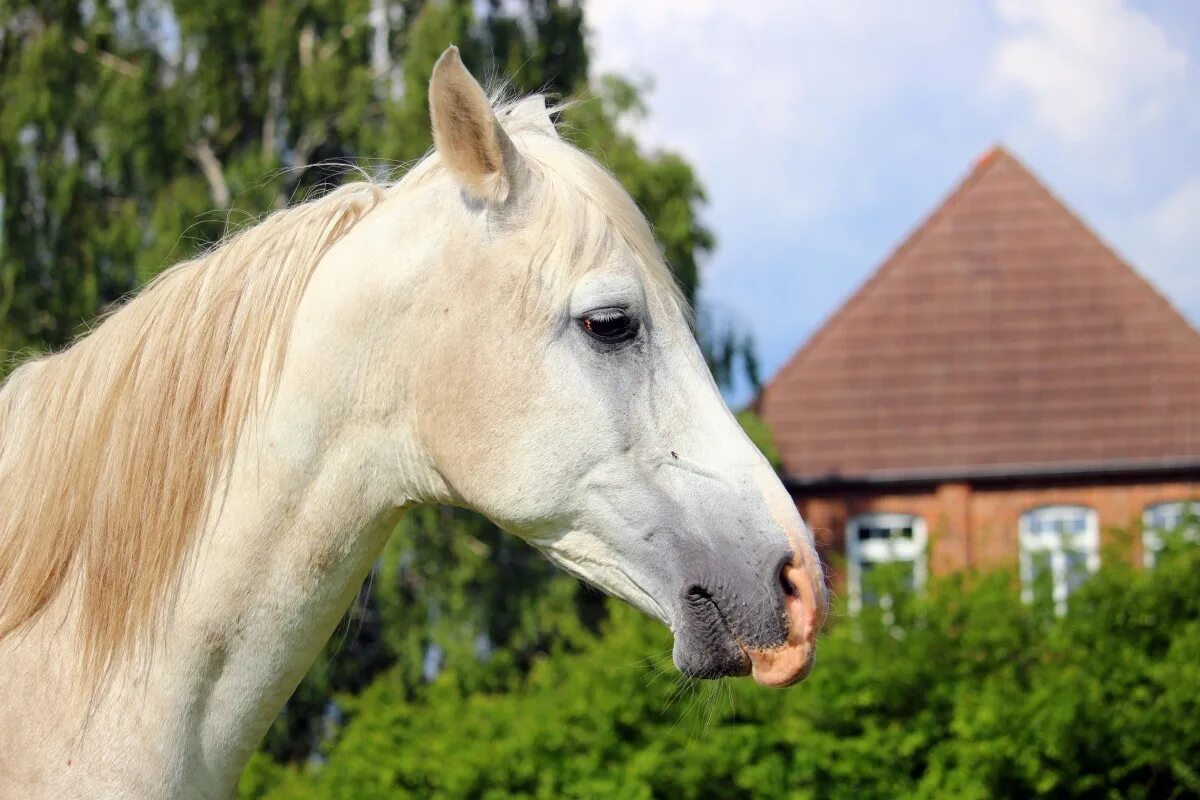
[0,0,710,354]
[242,546,1200,799]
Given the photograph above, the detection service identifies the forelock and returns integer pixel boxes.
[490,97,689,326]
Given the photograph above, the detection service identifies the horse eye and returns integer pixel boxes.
[581,309,637,344]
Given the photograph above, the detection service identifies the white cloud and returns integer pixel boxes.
[991,0,1187,145]
[586,1,987,244]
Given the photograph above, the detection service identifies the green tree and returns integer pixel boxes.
[240,545,1200,800]
[1,1,712,356]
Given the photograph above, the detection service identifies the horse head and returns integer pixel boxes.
[403,48,826,686]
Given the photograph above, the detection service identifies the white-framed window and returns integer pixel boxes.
[847,513,927,615]
[1019,505,1099,615]
[1142,501,1200,568]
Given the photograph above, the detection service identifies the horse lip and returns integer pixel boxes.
[746,643,815,688]
[679,587,752,678]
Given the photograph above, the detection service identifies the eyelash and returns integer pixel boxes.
[579,308,639,345]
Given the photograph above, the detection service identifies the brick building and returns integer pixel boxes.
[758,147,1200,612]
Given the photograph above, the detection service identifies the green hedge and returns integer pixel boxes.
[243,545,1200,799]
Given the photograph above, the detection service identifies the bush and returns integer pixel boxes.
[243,547,1200,799]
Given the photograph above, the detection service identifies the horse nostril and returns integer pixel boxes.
[779,561,798,598]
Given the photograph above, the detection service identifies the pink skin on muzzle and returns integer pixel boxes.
[745,554,824,687]
[744,468,826,687]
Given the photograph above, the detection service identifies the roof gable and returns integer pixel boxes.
[760,147,1200,481]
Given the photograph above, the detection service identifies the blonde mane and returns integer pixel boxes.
[0,95,685,682]
[0,180,385,677]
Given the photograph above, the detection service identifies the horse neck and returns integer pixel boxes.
[168,418,404,785]
[119,196,450,792]
[1,370,413,798]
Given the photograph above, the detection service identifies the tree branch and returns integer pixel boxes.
[70,37,139,78]
[186,139,230,208]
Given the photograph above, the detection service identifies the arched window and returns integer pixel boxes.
[1142,501,1200,568]
[846,513,927,615]
[1019,505,1099,615]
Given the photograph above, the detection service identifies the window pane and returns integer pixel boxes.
[859,559,916,608]
[1146,502,1200,535]
[850,514,926,614]
[1063,548,1090,594]
[1021,506,1097,612]
[1148,507,1177,531]
[1025,507,1090,538]
[857,521,916,542]
[1030,550,1055,614]
[1145,502,1200,567]
[860,560,877,608]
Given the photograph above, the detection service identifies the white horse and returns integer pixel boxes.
[0,47,825,799]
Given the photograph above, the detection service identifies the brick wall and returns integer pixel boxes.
[797,478,1200,592]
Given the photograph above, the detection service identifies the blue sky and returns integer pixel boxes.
[588,1,1200,401]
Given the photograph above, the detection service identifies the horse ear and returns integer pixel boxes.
[429,46,518,204]
[507,95,558,139]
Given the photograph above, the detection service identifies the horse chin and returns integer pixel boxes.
[672,634,752,681]
[669,590,754,680]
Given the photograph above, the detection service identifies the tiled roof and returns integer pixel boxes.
[759,147,1200,482]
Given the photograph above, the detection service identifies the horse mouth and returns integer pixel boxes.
[674,568,818,687]
[673,587,753,680]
